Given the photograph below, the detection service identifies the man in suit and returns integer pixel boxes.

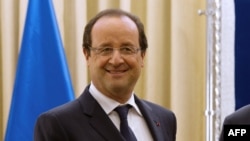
[219,104,250,141]
[34,9,177,141]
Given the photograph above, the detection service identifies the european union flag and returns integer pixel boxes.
[5,0,75,140]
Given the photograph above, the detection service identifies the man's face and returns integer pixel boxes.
[84,15,145,102]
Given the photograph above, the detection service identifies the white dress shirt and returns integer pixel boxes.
[89,83,153,141]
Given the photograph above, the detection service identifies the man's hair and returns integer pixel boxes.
[82,9,148,55]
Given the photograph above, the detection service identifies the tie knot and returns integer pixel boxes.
[114,105,131,120]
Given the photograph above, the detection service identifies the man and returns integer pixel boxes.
[34,9,177,141]
[219,104,250,141]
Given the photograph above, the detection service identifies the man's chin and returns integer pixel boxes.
[107,82,129,91]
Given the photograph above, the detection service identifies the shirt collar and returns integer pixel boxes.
[89,82,142,116]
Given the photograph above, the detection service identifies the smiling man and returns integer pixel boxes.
[34,9,177,141]
[86,14,144,104]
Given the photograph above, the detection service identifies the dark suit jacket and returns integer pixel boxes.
[219,104,250,141]
[34,86,177,141]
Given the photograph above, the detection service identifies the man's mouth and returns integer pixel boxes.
[106,69,127,74]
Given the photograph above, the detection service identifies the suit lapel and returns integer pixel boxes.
[78,88,124,141]
[135,96,164,141]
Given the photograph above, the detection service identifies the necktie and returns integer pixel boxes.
[115,105,137,141]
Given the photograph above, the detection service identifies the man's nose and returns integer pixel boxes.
[109,49,124,65]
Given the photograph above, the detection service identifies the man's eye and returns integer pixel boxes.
[121,47,133,53]
[101,48,113,53]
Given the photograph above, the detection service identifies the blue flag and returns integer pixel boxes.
[5,0,75,140]
[234,0,250,110]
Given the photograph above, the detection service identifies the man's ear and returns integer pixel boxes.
[83,47,91,66]
[83,47,90,60]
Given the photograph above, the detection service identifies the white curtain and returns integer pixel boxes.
[220,0,235,122]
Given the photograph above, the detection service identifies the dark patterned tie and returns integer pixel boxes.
[115,105,137,141]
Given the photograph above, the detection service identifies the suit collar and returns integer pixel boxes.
[78,87,125,141]
[89,83,142,116]
[78,86,166,141]
[134,95,164,141]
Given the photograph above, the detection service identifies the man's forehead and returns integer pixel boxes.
[93,15,136,30]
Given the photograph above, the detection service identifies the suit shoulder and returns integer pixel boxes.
[39,99,80,118]
[229,104,250,118]
[224,104,250,124]
[142,100,175,116]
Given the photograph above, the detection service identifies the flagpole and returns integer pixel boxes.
[201,0,222,141]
